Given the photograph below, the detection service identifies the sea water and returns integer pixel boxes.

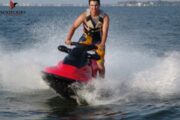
[0,6,180,120]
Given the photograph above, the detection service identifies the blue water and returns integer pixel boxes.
[0,6,180,119]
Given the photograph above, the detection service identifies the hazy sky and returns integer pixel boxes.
[0,0,180,5]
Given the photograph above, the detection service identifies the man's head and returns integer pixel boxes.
[89,0,100,16]
[89,0,100,6]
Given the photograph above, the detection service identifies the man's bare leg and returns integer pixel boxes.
[97,62,105,78]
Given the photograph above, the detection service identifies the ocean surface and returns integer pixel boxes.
[0,6,180,120]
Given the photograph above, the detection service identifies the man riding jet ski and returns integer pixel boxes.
[42,42,100,99]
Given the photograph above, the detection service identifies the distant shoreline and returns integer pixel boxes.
[0,1,180,7]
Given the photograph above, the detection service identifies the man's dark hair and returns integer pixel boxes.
[89,0,100,6]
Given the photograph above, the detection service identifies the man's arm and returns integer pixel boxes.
[65,12,85,45]
[100,14,109,48]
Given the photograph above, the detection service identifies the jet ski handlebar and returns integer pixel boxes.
[87,53,100,60]
[58,45,71,53]
[58,42,100,60]
[58,42,98,52]
[70,42,79,46]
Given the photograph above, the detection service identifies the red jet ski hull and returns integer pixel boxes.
[42,43,99,99]
[42,60,98,98]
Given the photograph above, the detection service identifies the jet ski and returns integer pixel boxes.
[42,42,100,99]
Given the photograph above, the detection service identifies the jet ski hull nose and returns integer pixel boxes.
[42,72,77,99]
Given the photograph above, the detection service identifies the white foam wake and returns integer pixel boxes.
[0,18,70,92]
[76,51,180,105]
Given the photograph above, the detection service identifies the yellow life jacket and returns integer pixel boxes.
[83,9,105,36]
